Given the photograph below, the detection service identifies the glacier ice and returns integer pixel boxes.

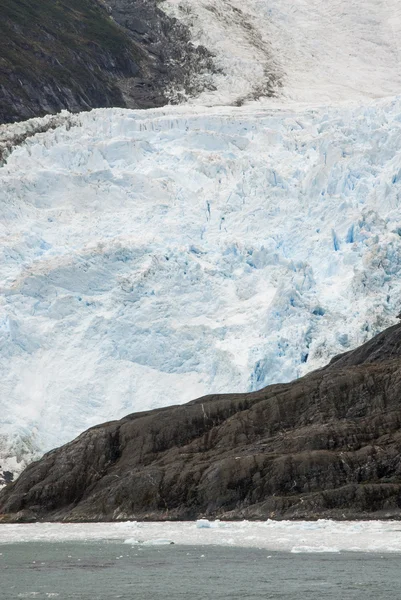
[2,98,401,475]
[161,0,401,106]
[2,520,401,553]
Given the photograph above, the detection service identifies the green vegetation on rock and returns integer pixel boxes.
[0,0,143,122]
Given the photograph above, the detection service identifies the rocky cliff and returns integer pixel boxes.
[0,0,215,123]
[2,323,401,522]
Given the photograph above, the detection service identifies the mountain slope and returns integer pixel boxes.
[0,0,215,123]
[2,0,401,123]
[2,322,401,522]
[2,98,401,484]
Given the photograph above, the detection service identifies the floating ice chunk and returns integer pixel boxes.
[291,546,340,554]
[196,519,222,529]
[196,519,212,528]
[142,539,175,546]
[124,538,174,546]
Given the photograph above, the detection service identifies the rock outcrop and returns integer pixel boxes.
[2,323,401,522]
[0,0,215,124]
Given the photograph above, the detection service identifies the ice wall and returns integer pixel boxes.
[1,98,401,476]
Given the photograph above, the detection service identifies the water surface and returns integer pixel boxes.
[1,542,400,599]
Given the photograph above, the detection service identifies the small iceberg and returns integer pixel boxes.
[124,538,174,546]
[196,519,222,529]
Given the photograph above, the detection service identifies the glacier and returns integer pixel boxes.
[161,0,401,106]
[2,97,401,477]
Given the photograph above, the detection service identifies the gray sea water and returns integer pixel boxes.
[0,542,400,599]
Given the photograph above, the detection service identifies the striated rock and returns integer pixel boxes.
[2,324,401,522]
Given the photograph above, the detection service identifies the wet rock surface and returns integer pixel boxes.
[0,0,216,124]
[2,324,401,522]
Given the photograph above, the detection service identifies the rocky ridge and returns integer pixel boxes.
[2,323,401,522]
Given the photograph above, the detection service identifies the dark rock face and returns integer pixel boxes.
[0,0,216,124]
[108,0,216,107]
[2,324,401,522]
[0,471,14,486]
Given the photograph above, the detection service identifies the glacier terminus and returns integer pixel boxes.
[2,97,401,479]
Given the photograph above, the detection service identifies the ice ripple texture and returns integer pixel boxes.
[1,98,401,474]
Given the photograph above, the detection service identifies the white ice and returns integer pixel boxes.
[161,0,401,106]
[1,521,401,553]
[2,97,401,476]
